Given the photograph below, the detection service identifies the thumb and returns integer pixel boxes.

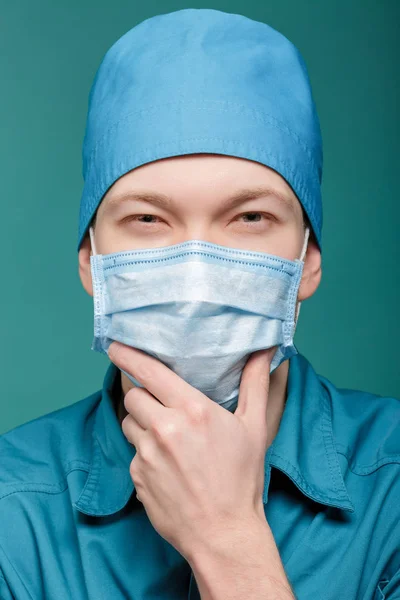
[234,346,277,436]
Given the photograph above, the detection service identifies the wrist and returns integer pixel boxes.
[186,514,271,568]
[187,517,295,600]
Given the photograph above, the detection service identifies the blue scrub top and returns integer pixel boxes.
[0,353,399,600]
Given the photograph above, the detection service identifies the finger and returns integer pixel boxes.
[124,386,167,430]
[236,347,276,436]
[121,413,145,448]
[108,341,208,411]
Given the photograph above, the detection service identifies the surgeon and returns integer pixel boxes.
[0,8,399,600]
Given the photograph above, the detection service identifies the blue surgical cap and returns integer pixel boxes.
[78,8,323,252]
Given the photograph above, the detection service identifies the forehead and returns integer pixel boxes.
[99,155,301,214]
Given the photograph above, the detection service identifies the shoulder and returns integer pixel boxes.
[0,389,101,500]
[318,371,400,474]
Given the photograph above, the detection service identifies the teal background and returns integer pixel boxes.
[1,1,398,434]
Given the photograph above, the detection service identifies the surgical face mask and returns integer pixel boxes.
[89,228,309,412]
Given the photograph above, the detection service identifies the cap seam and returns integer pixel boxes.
[85,98,320,174]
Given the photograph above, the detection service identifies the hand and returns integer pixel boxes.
[108,341,276,561]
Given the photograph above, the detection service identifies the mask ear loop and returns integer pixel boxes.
[89,226,97,257]
[299,226,310,262]
[294,226,310,325]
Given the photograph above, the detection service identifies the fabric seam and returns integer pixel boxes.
[335,446,400,475]
[271,451,351,506]
[86,99,319,173]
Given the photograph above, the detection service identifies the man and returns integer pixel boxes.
[0,8,399,600]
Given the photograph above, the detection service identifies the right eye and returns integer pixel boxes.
[122,214,164,225]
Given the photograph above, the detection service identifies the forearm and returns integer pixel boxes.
[187,519,296,600]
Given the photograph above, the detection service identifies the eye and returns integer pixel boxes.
[122,214,164,226]
[234,212,273,226]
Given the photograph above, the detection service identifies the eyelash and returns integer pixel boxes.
[122,212,273,227]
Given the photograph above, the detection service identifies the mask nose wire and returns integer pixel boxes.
[88,222,309,320]
[89,226,97,257]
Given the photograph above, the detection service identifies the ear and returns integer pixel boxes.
[78,233,93,297]
[297,235,322,302]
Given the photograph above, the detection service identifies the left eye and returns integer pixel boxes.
[123,214,163,224]
[236,212,270,223]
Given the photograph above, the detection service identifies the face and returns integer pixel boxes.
[79,154,322,302]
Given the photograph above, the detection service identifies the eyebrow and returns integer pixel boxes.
[105,185,296,214]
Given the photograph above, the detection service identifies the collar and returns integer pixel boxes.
[264,353,355,513]
[73,362,136,516]
[74,353,355,517]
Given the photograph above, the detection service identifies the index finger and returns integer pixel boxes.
[107,341,208,411]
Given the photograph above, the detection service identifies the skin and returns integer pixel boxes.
[79,153,322,448]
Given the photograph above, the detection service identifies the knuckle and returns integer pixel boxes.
[153,420,179,444]
[121,415,130,435]
[188,403,209,425]
[132,358,153,384]
[148,416,161,432]
[129,456,139,478]
[138,439,154,465]
[124,386,144,410]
